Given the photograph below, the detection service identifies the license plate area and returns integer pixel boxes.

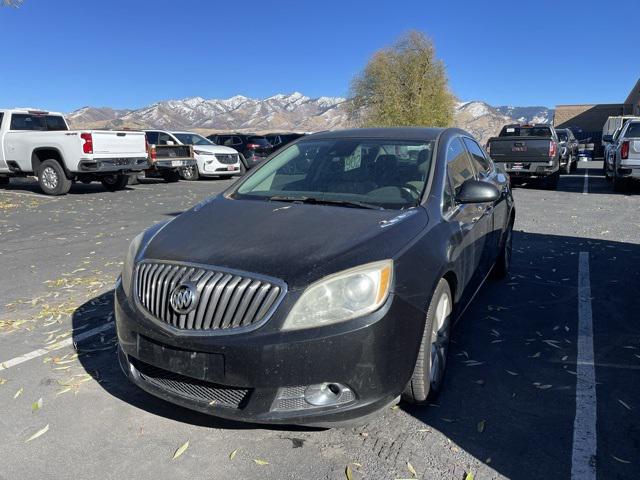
[511,162,525,170]
[136,334,225,383]
[512,146,527,152]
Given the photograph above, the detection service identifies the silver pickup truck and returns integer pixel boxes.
[604,119,640,192]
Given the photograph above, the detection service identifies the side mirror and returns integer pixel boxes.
[456,179,500,204]
[603,135,614,143]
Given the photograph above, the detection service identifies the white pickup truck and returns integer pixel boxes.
[0,108,148,195]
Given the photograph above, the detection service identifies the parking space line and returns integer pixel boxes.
[0,322,113,372]
[582,168,589,195]
[571,252,597,479]
[0,191,60,200]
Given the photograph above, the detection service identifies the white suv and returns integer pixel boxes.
[145,130,241,180]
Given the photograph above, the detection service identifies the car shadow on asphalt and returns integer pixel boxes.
[71,232,640,479]
[3,179,136,195]
[401,231,640,480]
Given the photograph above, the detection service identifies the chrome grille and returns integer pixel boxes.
[135,262,284,331]
[215,154,238,164]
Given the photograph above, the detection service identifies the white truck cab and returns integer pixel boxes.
[0,108,148,195]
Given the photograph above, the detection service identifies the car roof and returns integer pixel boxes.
[305,127,447,141]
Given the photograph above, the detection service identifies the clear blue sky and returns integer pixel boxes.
[0,0,637,112]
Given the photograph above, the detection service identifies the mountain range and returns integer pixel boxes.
[66,93,554,144]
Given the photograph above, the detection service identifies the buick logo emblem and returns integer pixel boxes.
[169,283,197,314]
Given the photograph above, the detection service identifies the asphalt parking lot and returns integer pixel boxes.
[1,163,639,480]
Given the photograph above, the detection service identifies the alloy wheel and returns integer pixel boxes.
[429,291,451,386]
[42,166,59,190]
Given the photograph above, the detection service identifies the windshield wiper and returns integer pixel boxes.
[268,195,384,210]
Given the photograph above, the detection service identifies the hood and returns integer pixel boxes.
[191,144,238,155]
[142,196,428,290]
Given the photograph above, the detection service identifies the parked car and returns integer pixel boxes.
[264,132,306,153]
[144,130,241,180]
[603,126,624,177]
[115,127,515,426]
[487,124,560,189]
[602,115,639,147]
[143,131,196,183]
[208,134,273,170]
[0,109,148,195]
[554,128,578,173]
[604,119,640,191]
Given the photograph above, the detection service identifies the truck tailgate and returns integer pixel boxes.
[489,137,551,163]
[90,131,146,157]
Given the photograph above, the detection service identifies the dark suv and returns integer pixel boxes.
[208,134,273,170]
[264,133,306,153]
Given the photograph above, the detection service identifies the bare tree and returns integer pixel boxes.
[348,31,456,128]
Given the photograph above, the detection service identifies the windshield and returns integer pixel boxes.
[234,138,434,210]
[172,133,213,146]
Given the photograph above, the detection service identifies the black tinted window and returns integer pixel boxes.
[247,136,270,146]
[626,123,640,138]
[10,114,46,131]
[446,138,475,196]
[500,126,552,137]
[463,137,491,174]
[146,131,159,144]
[157,133,176,145]
[0,113,3,128]
[556,131,568,141]
[45,115,68,131]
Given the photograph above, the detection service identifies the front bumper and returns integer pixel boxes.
[114,280,424,425]
[78,158,148,173]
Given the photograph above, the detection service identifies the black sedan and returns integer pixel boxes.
[115,128,515,426]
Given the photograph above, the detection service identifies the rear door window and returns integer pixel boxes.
[158,132,176,145]
[463,137,492,175]
[45,115,68,131]
[10,114,46,131]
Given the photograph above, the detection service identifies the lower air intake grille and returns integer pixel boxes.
[131,357,250,408]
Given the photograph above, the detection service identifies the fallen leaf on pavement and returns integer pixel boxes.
[25,424,49,443]
[477,420,486,433]
[612,455,631,464]
[345,465,354,480]
[14,387,23,399]
[618,399,632,411]
[172,440,189,460]
[407,462,417,478]
[32,398,43,412]
[253,459,269,465]
[229,449,238,460]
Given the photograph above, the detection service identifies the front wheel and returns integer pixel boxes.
[493,219,513,279]
[100,174,129,191]
[402,279,452,404]
[180,165,199,181]
[562,156,572,174]
[613,171,628,192]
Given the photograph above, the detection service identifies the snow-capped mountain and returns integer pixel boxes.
[67,94,553,144]
[67,93,348,132]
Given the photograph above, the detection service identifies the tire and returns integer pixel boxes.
[613,172,628,193]
[562,156,571,174]
[545,172,559,190]
[402,279,453,404]
[493,217,513,279]
[161,170,181,183]
[0,176,9,187]
[180,165,199,181]
[571,156,578,172]
[37,159,72,196]
[100,174,129,192]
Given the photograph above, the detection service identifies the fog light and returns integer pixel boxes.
[271,383,355,411]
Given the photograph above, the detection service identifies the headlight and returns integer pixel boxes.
[194,149,214,156]
[282,260,393,331]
